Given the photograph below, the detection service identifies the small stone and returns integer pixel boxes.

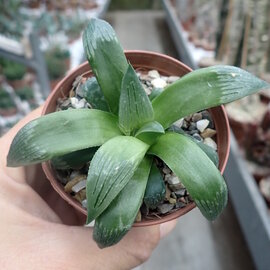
[70,97,79,108]
[61,99,71,109]
[72,75,83,88]
[171,192,177,199]
[82,199,87,209]
[192,133,203,142]
[196,119,210,132]
[140,74,151,81]
[165,174,171,182]
[167,76,180,83]
[76,85,85,97]
[77,98,87,109]
[202,111,214,128]
[143,84,152,95]
[185,115,193,122]
[201,128,217,139]
[169,183,184,192]
[182,120,188,129]
[148,70,160,79]
[135,211,142,222]
[151,78,167,88]
[162,166,171,174]
[70,97,87,109]
[169,197,177,204]
[157,203,174,214]
[70,170,80,179]
[179,197,186,203]
[173,118,184,128]
[204,137,217,150]
[64,175,86,193]
[192,113,202,122]
[165,186,171,200]
[167,176,180,185]
[74,189,86,202]
[188,122,197,131]
[175,201,186,208]
[174,188,186,197]
[71,180,86,193]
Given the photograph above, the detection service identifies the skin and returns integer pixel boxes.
[0,106,176,270]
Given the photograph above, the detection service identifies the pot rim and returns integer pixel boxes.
[42,50,230,227]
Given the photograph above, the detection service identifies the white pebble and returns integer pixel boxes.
[71,97,87,109]
[148,70,160,79]
[167,176,180,185]
[204,137,217,150]
[71,180,86,193]
[173,118,184,128]
[162,167,171,174]
[70,97,78,107]
[82,199,87,209]
[167,76,180,83]
[196,119,209,132]
[151,78,167,88]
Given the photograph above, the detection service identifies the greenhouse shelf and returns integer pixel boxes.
[162,0,270,269]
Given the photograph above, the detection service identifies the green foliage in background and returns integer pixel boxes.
[0,88,15,109]
[45,46,69,80]
[16,86,34,101]
[0,58,26,81]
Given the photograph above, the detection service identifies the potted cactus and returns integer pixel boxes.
[7,18,269,248]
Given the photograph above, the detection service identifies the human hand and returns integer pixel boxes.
[0,106,176,270]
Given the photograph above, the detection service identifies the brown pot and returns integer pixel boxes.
[42,50,230,226]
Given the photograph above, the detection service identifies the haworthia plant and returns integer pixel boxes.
[7,18,270,248]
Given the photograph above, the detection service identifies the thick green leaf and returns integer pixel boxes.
[144,161,166,209]
[7,109,121,167]
[86,136,149,223]
[119,64,154,135]
[82,18,128,114]
[169,125,219,167]
[195,141,219,167]
[93,157,152,248]
[149,132,227,220]
[153,65,270,128]
[135,121,164,145]
[51,147,98,170]
[80,77,110,112]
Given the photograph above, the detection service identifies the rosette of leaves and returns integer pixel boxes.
[7,18,269,248]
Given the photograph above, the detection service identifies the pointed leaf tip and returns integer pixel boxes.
[82,18,128,114]
[93,157,152,247]
[153,65,270,128]
[7,109,121,167]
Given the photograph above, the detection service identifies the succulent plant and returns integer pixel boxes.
[7,18,269,248]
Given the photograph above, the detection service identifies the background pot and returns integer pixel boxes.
[42,50,230,226]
